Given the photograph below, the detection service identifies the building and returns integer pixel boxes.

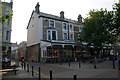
[0,0,13,60]
[27,3,83,62]
[11,41,27,60]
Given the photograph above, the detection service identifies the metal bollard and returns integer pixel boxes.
[24,62,26,70]
[69,59,70,67]
[32,66,34,76]
[73,74,77,80]
[27,64,29,72]
[50,69,52,80]
[79,59,81,68]
[113,60,115,69]
[93,60,96,69]
[39,67,41,80]
[14,69,16,75]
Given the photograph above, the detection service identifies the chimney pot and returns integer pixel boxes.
[78,14,82,23]
[60,11,64,18]
[35,2,40,13]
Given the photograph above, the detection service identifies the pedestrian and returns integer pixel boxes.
[118,52,120,70]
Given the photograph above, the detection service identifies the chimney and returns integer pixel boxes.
[60,11,64,18]
[35,2,40,13]
[77,14,82,23]
[10,0,13,8]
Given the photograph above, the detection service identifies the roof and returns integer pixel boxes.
[2,2,12,7]
[39,12,81,25]
[27,11,82,29]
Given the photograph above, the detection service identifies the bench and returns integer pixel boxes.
[0,68,19,75]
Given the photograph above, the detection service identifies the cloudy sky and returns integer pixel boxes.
[4,0,119,44]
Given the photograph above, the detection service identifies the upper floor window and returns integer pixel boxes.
[49,20,55,28]
[63,23,67,31]
[6,31,9,40]
[47,30,57,40]
[48,31,51,40]
[69,25,73,32]
[52,31,57,40]
[63,33,68,40]
[70,34,73,40]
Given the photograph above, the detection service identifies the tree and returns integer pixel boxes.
[113,1,120,39]
[0,1,12,24]
[80,9,117,50]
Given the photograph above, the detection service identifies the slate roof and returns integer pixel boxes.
[27,11,82,29]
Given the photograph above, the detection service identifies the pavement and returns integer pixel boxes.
[1,59,120,80]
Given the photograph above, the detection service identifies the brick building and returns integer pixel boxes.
[27,2,83,62]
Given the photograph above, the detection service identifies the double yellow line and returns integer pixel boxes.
[50,64,118,71]
[29,68,49,78]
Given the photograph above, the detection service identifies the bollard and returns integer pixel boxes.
[24,62,26,70]
[113,60,115,69]
[32,66,34,76]
[93,60,96,69]
[50,69,52,80]
[79,59,81,68]
[14,69,16,75]
[73,74,77,80]
[39,67,41,80]
[69,59,70,67]
[27,64,29,72]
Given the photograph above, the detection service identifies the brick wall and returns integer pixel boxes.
[27,44,39,62]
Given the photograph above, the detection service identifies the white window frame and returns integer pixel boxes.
[70,34,73,40]
[47,29,58,40]
[49,19,55,28]
[62,22,68,32]
[69,24,73,32]
[63,32,68,40]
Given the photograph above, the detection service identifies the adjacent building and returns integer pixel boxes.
[11,41,27,60]
[27,3,83,62]
[0,0,13,59]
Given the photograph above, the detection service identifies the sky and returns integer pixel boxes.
[4,0,119,44]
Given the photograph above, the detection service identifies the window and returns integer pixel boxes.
[69,25,72,32]
[63,33,67,40]
[49,20,55,28]
[70,34,73,40]
[47,30,57,40]
[63,23,67,31]
[48,31,51,40]
[6,31,9,40]
[52,31,56,40]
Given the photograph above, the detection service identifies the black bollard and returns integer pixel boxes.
[50,69,52,80]
[73,74,77,80]
[93,60,96,69]
[27,64,29,72]
[113,60,115,69]
[32,66,34,76]
[69,59,70,67]
[79,59,81,68]
[39,67,41,80]
[14,69,16,75]
[24,62,26,70]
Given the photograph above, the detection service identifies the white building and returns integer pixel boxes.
[0,0,13,59]
[27,3,83,62]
